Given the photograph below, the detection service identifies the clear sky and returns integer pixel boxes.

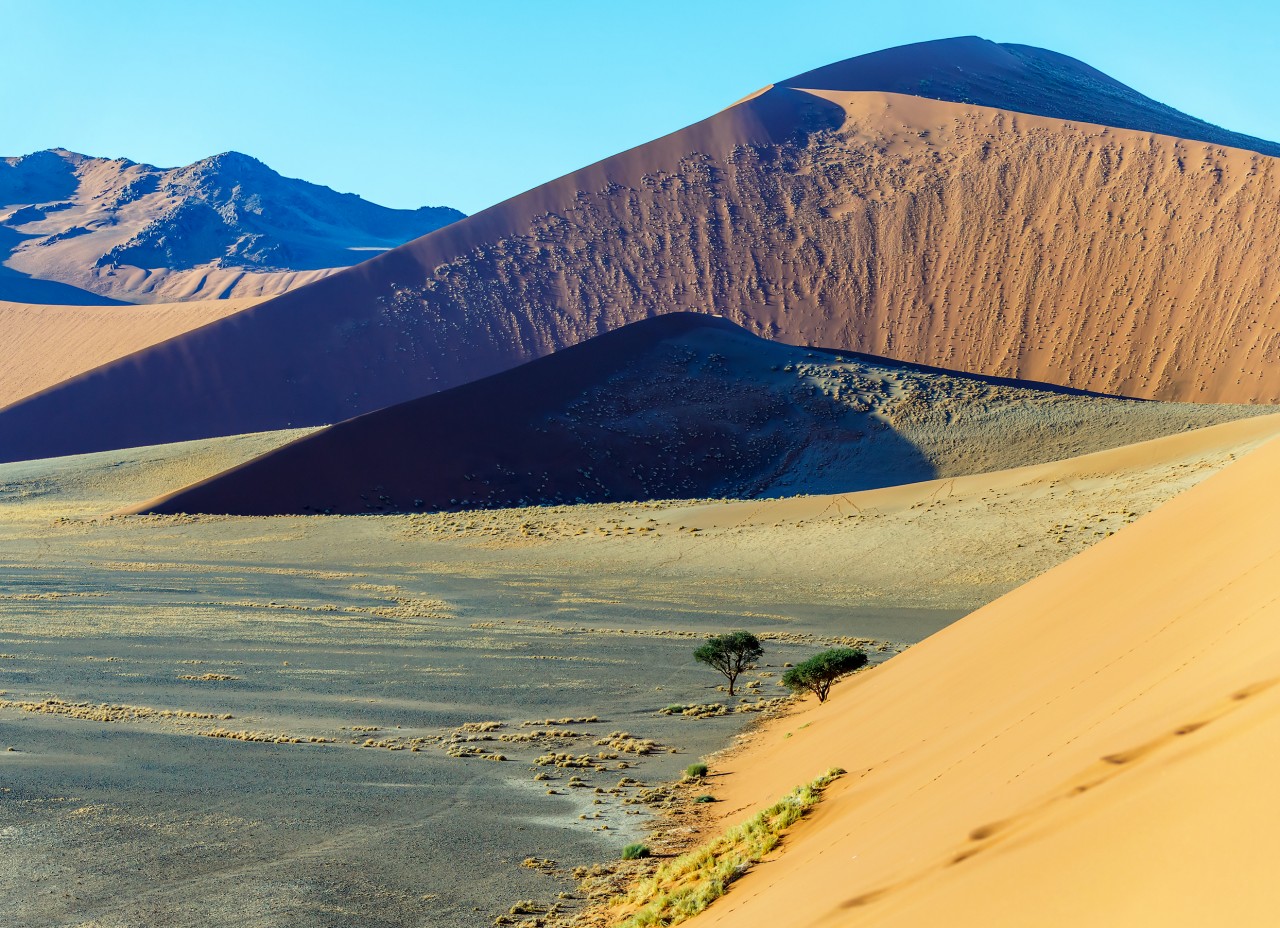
[2,1,1276,215]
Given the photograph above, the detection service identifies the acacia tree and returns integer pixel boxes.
[693,631,763,696]
[782,648,868,703]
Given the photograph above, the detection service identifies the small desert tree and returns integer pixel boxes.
[782,648,868,703]
[693,631,763,697]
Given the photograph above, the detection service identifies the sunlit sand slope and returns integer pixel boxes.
[685,430,1280,927]
[0,297,259,409]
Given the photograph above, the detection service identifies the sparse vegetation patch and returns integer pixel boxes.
[612,768,845,927]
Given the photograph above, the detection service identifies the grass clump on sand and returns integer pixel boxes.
[622,843,652,860]
[683,762,709,781]
[613,768,844,927]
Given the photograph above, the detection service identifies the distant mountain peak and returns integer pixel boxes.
[188,150,272,175]
[782,36,1280,157]
[0,148,465,303]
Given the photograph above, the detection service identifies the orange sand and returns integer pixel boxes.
[0,297,258,410]
[10,81,1280,461]
[688,430,1280,927]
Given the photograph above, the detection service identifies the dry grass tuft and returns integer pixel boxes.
[459,720,504,732]
[521,716,599,727]
[201,728,334,745]
[593,731,662,755]
[500,728,585,743]
[535,752,605,770]
[446,743,508,761]
[0,696,223,723]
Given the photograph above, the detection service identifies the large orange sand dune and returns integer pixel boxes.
[686,430,1280,926]
[4,39,1280,462]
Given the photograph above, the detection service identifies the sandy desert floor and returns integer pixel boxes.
[2,412,1277,926]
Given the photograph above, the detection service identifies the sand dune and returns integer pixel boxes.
[63,264,340,304]
[681,427,1280,927]
[132,314,1268,516]
[0,297,261,410]
[4,39,1278,461]
[780,37,1280,156]
[0,428,315,519]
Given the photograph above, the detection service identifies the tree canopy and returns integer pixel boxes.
[782,648,868,703]
[693,630,763,696]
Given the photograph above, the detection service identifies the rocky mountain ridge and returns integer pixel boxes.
[0,148,462,303]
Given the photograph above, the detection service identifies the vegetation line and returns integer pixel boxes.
[613,767,845,927]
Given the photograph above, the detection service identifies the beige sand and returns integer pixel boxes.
[684,425,1280,927]
[0,297,259,409]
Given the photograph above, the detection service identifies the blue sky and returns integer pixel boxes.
[2,1,1276,214]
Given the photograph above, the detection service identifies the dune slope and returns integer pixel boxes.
[134,314,1267,515]
[4,40,1280,462]
[780,36,1280,156]
[682,430,1280,927]
[0,297,259,409]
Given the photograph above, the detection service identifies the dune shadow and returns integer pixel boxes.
[136,317,941,516]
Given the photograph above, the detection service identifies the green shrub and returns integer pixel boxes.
[781,648,868,703]
[622,843,652,860]
[694,794,716,803]
[684,762,709,780]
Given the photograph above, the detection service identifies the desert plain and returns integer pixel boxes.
[3,399,1277,926]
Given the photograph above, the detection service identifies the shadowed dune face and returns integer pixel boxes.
[137,315,928,514]
[3,43,1280,462]
[136,315,1267,517]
